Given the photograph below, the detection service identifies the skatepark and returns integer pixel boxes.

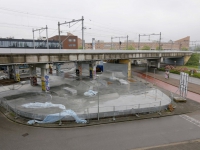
[0,63,172,124]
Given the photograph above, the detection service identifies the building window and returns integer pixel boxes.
[68,39,72,42]
[69,44,72,47]
[73,44,76,47]
[73,39,76,42]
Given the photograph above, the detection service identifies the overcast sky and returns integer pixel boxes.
[0,0,200,44]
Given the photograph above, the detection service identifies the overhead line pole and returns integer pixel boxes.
[127,35,128,50]
[58,16,84,49]
[138,34,140,50]
[111,36,127,50]
[82,16,84,50]
[58,22,61,49]
[111,37,113,50]
[138,33,161,50]
[159,32,161,50]
[46,25,49,49]
[32,26,48,49]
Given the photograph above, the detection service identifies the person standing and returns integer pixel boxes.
[165,70,168,79]
[165,70,169,79]
[167,70,169,79]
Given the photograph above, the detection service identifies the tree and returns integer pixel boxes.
[78,46,83,49]
[141,45,150,50]
[194,46,200,51]
[181,47,188,51]
[185,53,200,66]
[156,46,162,50]
[127,45,135,50]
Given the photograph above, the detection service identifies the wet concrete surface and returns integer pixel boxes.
[1,77,171,120]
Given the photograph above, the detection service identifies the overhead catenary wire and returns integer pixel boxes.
[0,7,193,43]
[0,6,74,21]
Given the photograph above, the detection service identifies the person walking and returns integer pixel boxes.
[167,70,169,79]
[165,70,169,79]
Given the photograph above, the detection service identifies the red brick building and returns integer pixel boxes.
[80,36,190,50]
[49,33,78,49]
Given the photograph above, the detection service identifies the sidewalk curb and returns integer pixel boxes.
[0,105,194,129]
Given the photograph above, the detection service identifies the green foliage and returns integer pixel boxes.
[169,69,180,74]
[78,46,83,49]
[127,45,135,50]
[181,47,188,51]
[159,66,200,79]
[185,53,200,66]
[194,46,200,51]
[193,73,200,79]
[156,46,162,50]
[141,45,150,50]
[158,68,165,71]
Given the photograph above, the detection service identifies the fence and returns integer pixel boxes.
[0,93,169,123]
[0,75,171,124]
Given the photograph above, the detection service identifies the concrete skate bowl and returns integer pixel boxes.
[0,83,171,123]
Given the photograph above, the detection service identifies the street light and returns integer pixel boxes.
[154,68,157,84]
[153,68,157,101]
[96,75,100,121]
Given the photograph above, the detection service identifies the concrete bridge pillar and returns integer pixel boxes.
[49,64,53,74]
[184,55,191,65]
[119,59,131,78]
[14,65,20,82]
[41,68,48,91]
[156,59,161,68]
[55,63,61,76]
[76,62,82,80]
[30,65,37,86]
[34,64,50,91]
[154,58,162,68]
[147,60,150,67]
[7,65,12,79]
[89,61,96,80]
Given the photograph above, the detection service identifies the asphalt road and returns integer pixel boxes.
[1,110,200,150]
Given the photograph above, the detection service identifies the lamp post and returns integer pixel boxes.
[154,68,157,84]
[97,75,100,121]
[146,60,149,80]
[154,68,157,100]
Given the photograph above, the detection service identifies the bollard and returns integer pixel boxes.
[87,108,90,123]
[59,112,62,126]
[113,106,115,121]
[158,101,162,115]
[136,104,140,117]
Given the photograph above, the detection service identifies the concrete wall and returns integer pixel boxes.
[184,55,191,65]
[103,63,128,78]
[164,57,184,66]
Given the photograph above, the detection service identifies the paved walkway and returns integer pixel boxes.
[133,67,200,95]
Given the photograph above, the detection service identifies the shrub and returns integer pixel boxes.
[192,73,200,79]
[170,69,180,74]
[185,53,200,66]
[158,68,165,71]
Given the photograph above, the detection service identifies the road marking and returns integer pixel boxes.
[179,114,200,127]
[131,139,200,150]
